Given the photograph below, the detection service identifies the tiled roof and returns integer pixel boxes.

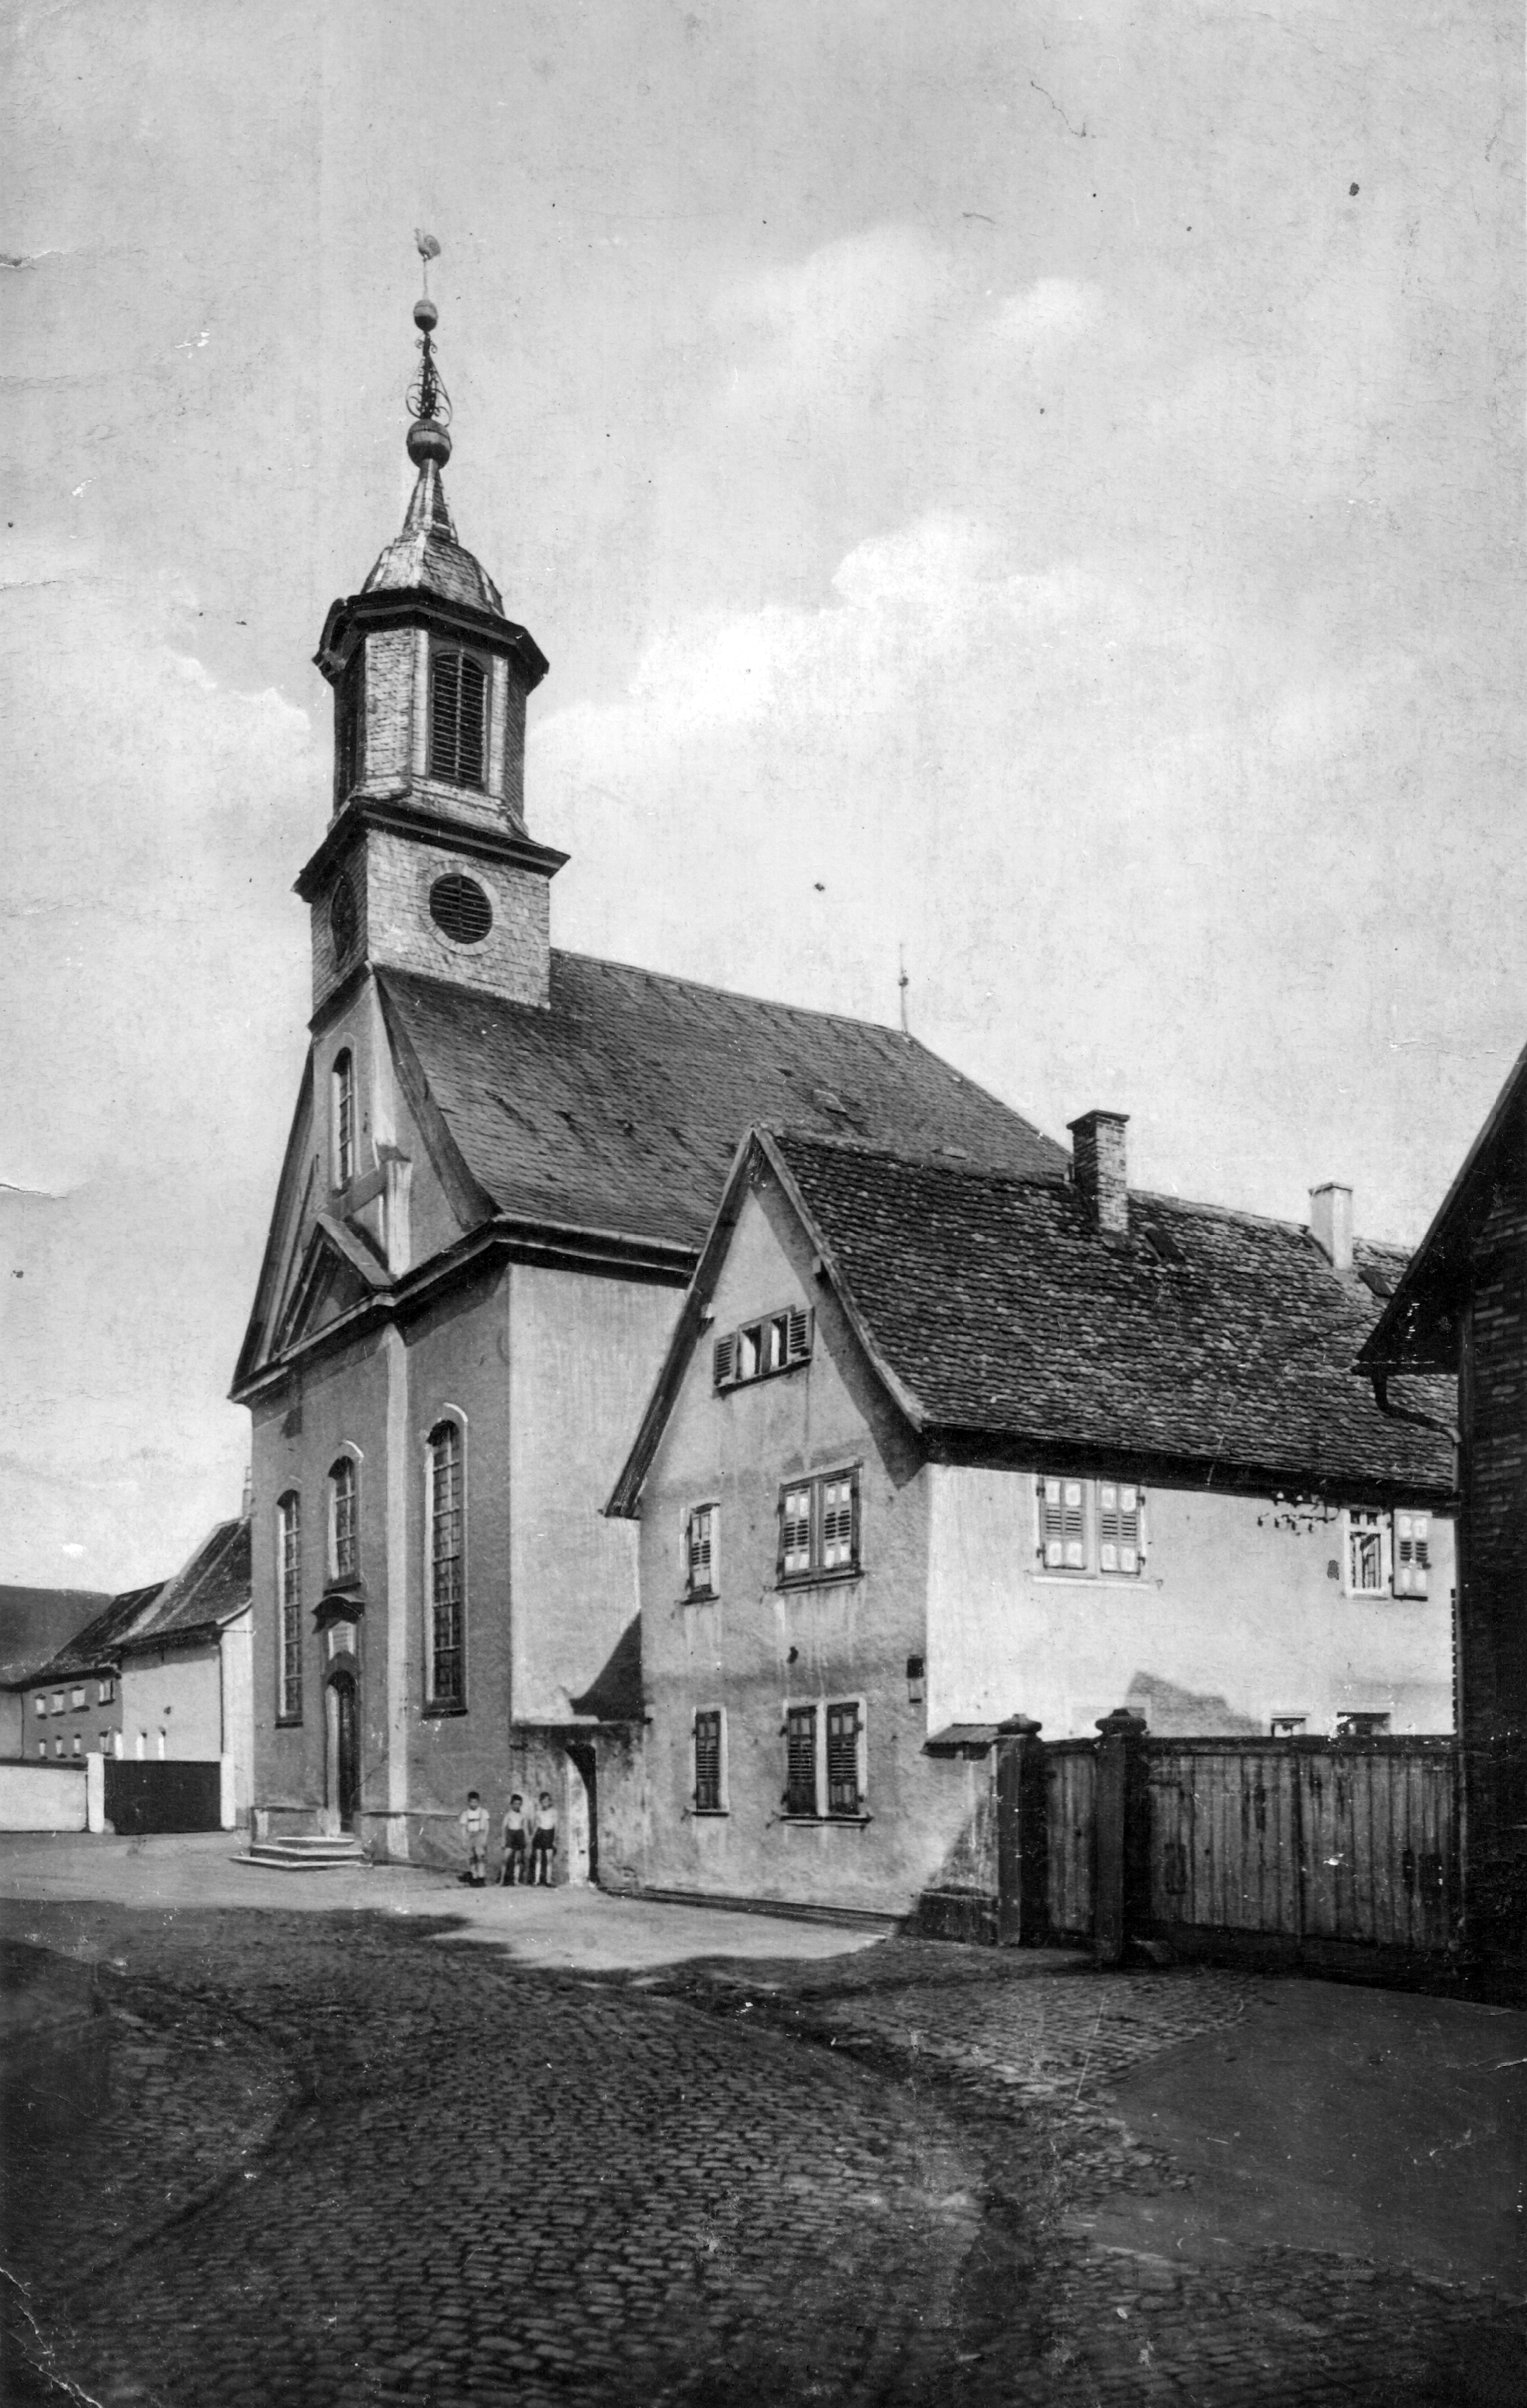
[117,1520,250,1651]
[25,1585,168,1683]
[0,1587,112,1687]
[381,955,1067,1251]
[361,459,504,618]
[772,1133,1456,1496]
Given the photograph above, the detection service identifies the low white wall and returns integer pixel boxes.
[0,1762,88,1830]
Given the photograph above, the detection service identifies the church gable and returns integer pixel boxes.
[274,1216,390,1354]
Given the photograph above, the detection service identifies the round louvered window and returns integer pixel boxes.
[329,875,358,963]
[429,872,492,946]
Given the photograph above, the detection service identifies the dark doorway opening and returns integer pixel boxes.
[330,1673,360,1830]
[565,1741,598,1887]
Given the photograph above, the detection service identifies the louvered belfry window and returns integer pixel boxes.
[785,1705,817,1815]
[277,1492,302,1722]
[429,645,487,790]
[428,1420,465,1705]
[826,1701,862,1815]
[693,1709,723,1811]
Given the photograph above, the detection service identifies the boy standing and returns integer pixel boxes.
[528,1790,558,1885]
[458,1790,490,1887]
[499,1793,529,1885]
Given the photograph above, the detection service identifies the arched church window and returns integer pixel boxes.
[426,1419,465,1708]
[335,645,365,806]
[277,1492,302,1723]
[429,874,492,946]
[332,1050,355,1189]
[330,1455,358,1583]
[429,645,487,790]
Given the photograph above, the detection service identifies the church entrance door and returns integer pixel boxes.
[327,1673,360,1831]
[565,1744,596,1886]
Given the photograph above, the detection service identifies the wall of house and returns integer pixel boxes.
[220,1612,254,1818]
[638,1173,953,1918]
[0,1691,22,1758]
[927,1469,1456,1741]
[17,1679,123,1767]
[119,1646,223,1763]
[509,1264,681,1721]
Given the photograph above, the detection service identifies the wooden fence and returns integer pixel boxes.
[997,1714,1463,1970]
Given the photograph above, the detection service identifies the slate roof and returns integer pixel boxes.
[380,956,1067,1252]
[361,459,505,618]
[0,1587,112,1687]
[763,1133,1456,1497]
[116,1520,251,1652]
[21,1586,168,1685]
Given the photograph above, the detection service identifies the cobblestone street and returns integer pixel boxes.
[2,1874,1523,2406]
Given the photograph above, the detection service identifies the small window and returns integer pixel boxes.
[330,1455,359,1583]
[693,1708,724,1812]
[71,1733,81,1756]
[784,1704,817,1816]
[825,1700,864,1816]
[98,1731,110,1752]
[1346,1509,1386,1595]
[98,1678,114,1706]
[1038,1477,1087,1571]
[1097,1483,1142,1576]
[778,1469,860,1585]
[427,1420,465,1708]
[332,1050,356,1189]
[429,646,488,789]
[713,1306,812,1389]
[71,1686,85,1711]
[1270,1714,1308,1737]
[1394,1512,1430,1597]
[33,1695,44,1719]
[54,1736,64,1758]
[36,1741,46,1759]
[1335,1710,1391,1737]
[277,1491,302,1723]
[429,873,493,946]
[51,1691,64,1716]
[685,1503,717,1600]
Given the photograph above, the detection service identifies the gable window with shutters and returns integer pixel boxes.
[713,1305,813,1391]
[426,1417,467,1711]
[276,1490,302,1724]
[1393,1511,1431,1597]
[777,1466,860,1586]
[429,645,488,791]
[684,1503,717,1601]
[1342,1507,1431,1598]
[1036,1477,1145,1577]
[692,1707,727,1813]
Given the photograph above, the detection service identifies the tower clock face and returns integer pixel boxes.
[329,874,358,964]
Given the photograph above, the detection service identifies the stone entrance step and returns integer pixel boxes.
[240,1833,369,1870]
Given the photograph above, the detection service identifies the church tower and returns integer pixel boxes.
[296,292,565,1017]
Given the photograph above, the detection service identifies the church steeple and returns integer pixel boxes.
[299,273,565,1019]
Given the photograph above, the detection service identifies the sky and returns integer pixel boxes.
[1,0,1522,1586]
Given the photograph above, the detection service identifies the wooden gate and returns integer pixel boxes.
[1014,1720,1463,1969]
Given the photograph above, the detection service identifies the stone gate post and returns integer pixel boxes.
[1093,1707,1149,1967]
[995,1714,1045,1946]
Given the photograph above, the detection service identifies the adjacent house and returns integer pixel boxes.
[230,303,1067,1872]
[14,1587,166,1769]
[607,1120,1458,1924]
[115,1518,254,1822]
[1359,1040,1527,1969]
[0,1588,111,1759]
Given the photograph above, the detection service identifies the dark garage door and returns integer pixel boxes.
[103,1761,222,1835]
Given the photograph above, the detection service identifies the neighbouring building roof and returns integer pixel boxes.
[610,1129,1457,1512]
[379,955,1068,1253]
[0,1587,112,1688]
[1359,1038,1527,1375]
[19,1585,169,1687]
[116,1520,251,1655]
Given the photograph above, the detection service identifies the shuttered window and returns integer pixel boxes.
[1394,1512,1430,1597]
[1039,1477,1087,1570]
[693,1708,724,1811]
[330,1456,358,1583]
[277,1492,302,1722]
[686,1503,717,1599]
[1097,1483,1142,1576]
[427,1420,465,1706]
[429,646,488,789]
[826,1700,863,1815]
[713,1306,813,1388]
[785,1705,817,1815]
[777,1468,859,1583]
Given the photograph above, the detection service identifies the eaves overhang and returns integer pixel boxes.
[294,794,568,905]
[316,586,548,693]
[920,1424,1457,1512]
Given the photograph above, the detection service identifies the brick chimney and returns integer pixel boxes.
[1309,1182,1354,1274]
[1069,1110,1130,1236]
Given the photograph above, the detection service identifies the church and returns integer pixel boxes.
[232,294,1066,1875]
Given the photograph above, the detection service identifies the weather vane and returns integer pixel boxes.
[406,230,451,465]
[898,943,910,1035]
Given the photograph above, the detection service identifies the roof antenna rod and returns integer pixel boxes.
[898,943,910,1036]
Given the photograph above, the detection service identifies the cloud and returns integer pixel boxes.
[988,277,1103,348]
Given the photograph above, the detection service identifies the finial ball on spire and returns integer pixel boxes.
[413,296,438,332]
[407,417,452,467]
